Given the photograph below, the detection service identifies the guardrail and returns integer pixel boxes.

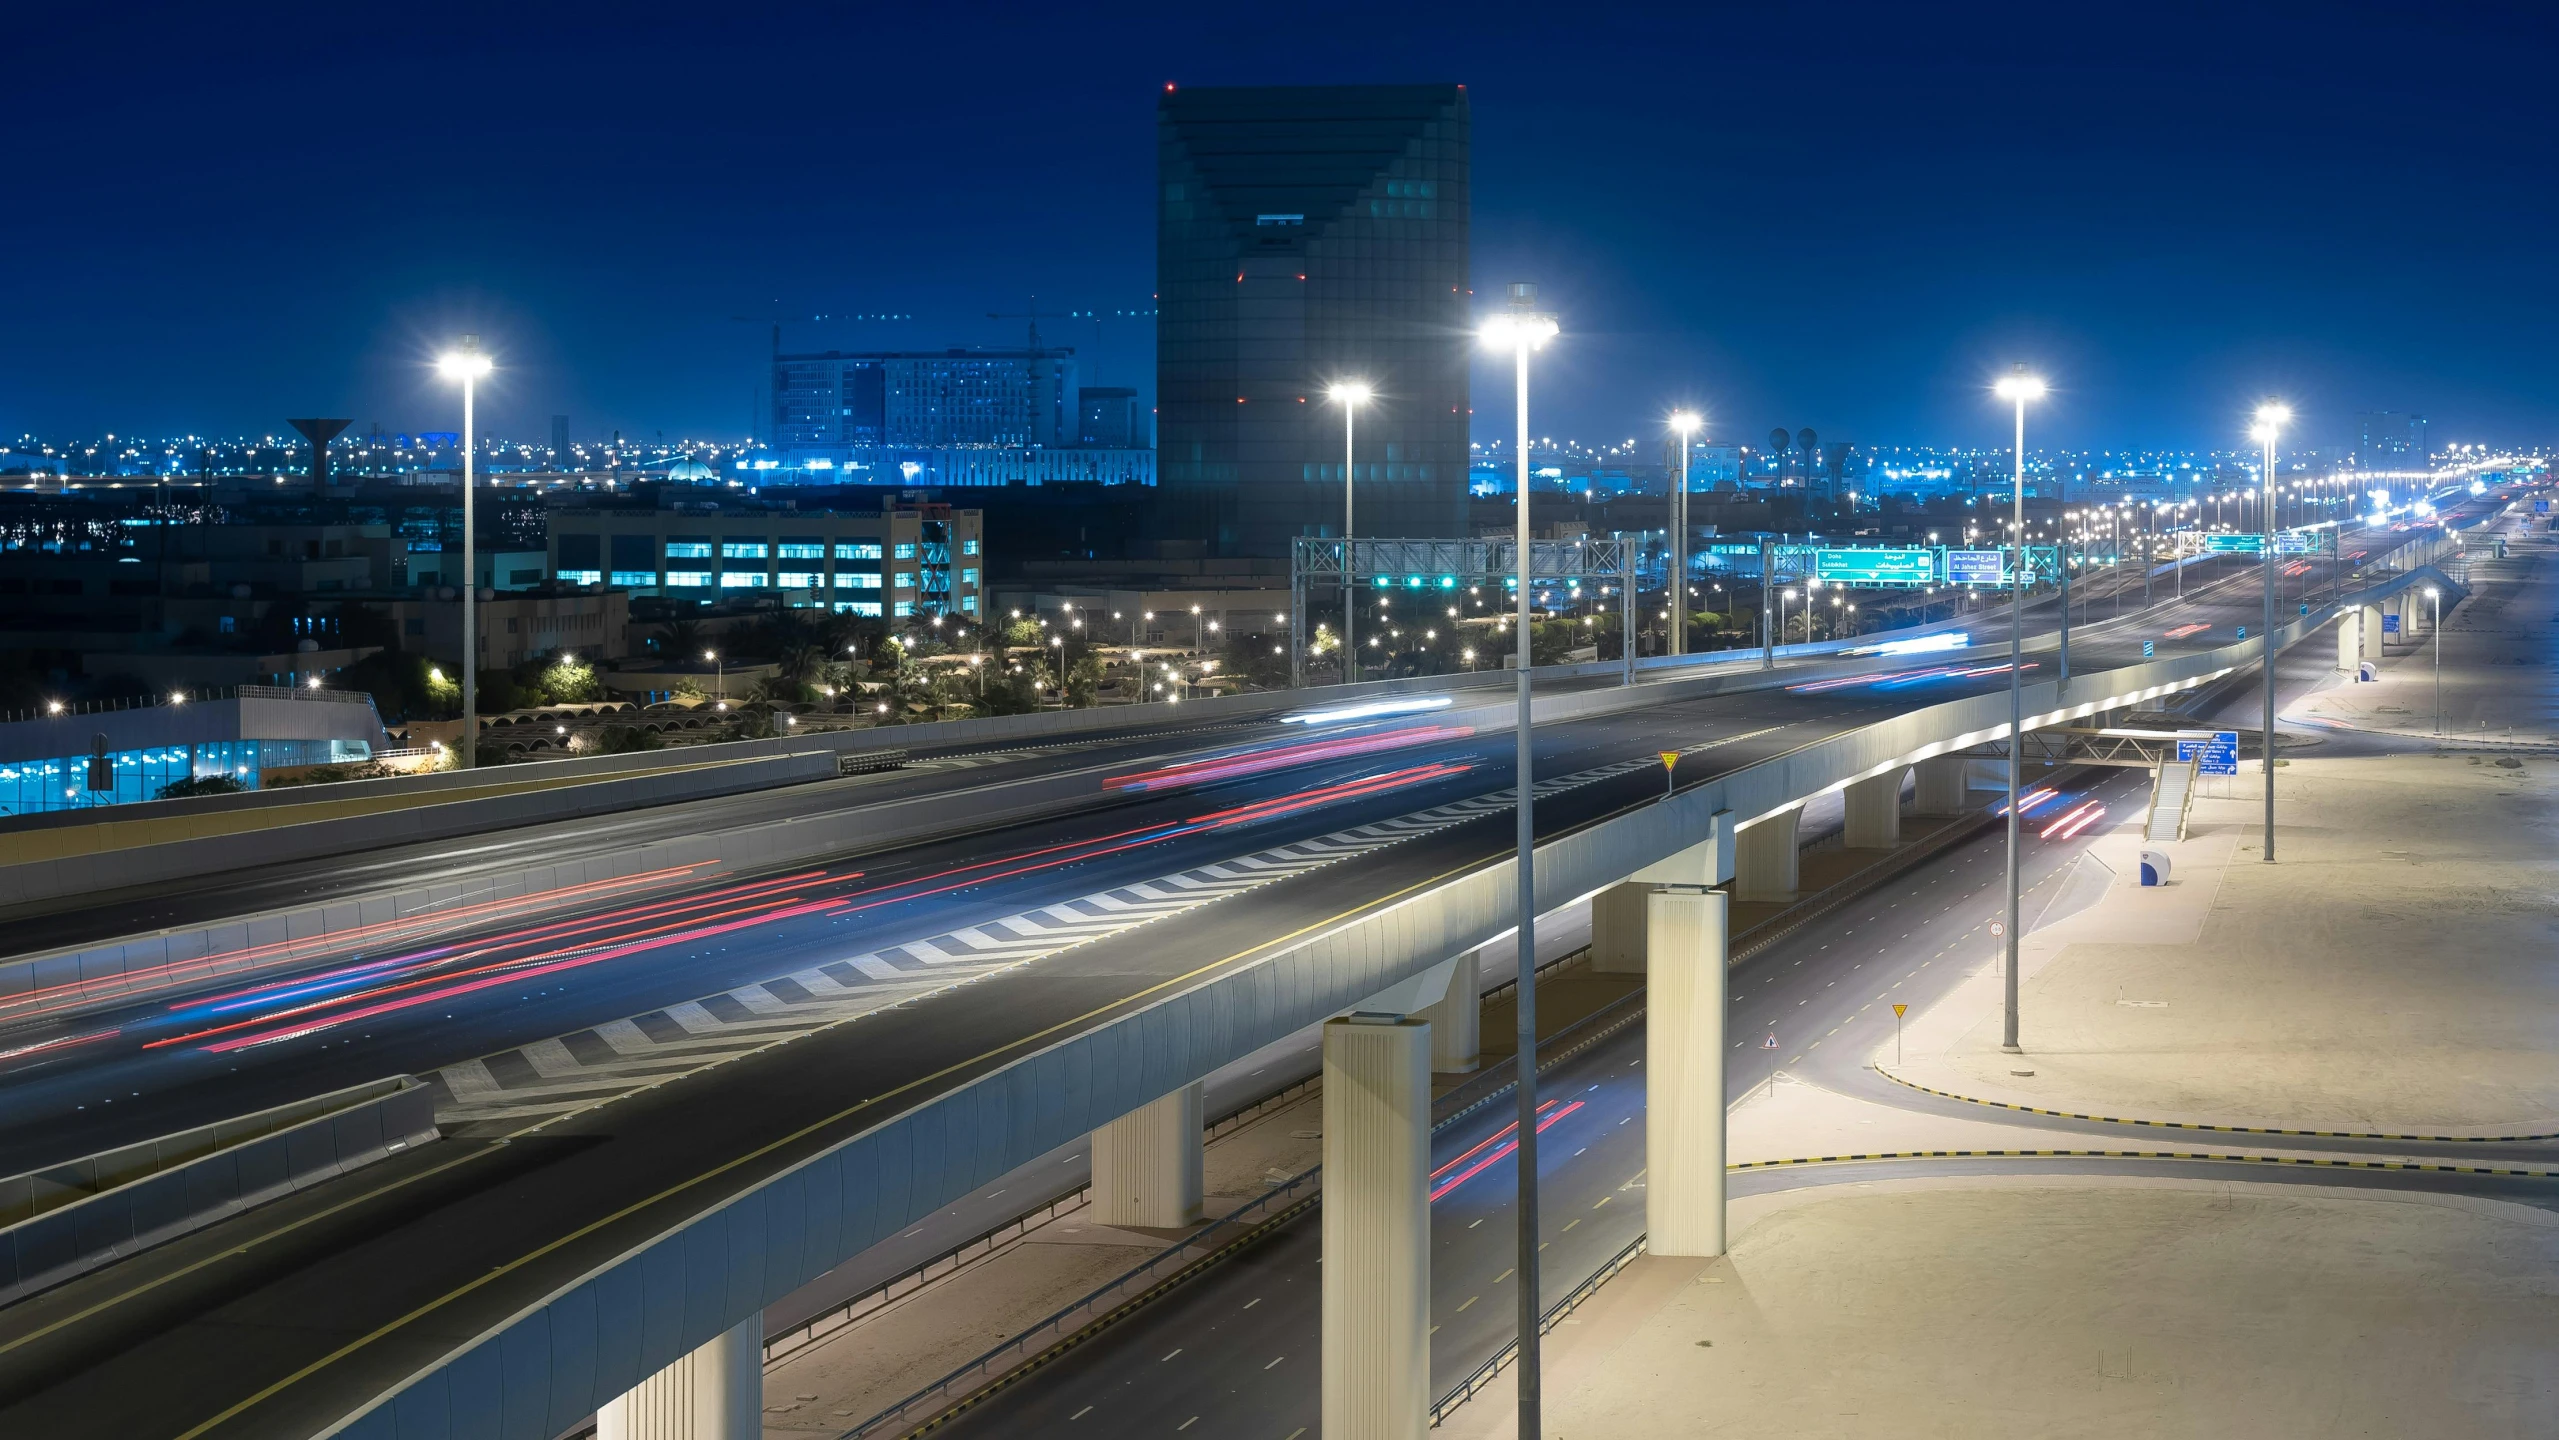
[0,1075,438,1307]
[843,1166,1324,1439]
[759,1070,1325,1364]
[1431,1233,1648,1425]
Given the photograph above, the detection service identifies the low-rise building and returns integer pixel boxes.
[0,685,389,814]
[547,500,984,621]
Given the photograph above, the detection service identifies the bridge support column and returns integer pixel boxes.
[1842,769,1904,849]
[1091,1082,1203,1228]
[1911,755,1970,815]
[1420,949,1481,1071]
[597,1314,761,1440]
[1321,1015,1430,1440]
[1590,881,1650,973]
[2337,610,2360,672]
[2359,604,2384,662]
[1645,887,1728,1256]
[1734,806,1800,903]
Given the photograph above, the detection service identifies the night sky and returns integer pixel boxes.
[8,1,2553,453]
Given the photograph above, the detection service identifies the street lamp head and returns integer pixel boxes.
[1668,410,1701,436]
[436,349,493,381]
[1993,368,2046,402]
[1329,381,1373,406]
[2254,402,2292,428]
[1478,312,1559,352]
[2250,423,2279,443]
[2425,586,2440,598]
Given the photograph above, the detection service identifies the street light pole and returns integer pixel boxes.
[1331,383,1370,685]
[2254,403,2290,863]
[1482,283,1558,1440]
[2428,585,2443,734]
[1669,411,1700,659]
[1993,366,2045,1053]
[436,339,493,768]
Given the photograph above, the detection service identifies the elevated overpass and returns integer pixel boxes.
[0,500,2524,1439]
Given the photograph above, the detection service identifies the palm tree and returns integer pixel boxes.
[655,617,702,662]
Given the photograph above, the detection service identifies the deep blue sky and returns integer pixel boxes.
[8,1,2553,453]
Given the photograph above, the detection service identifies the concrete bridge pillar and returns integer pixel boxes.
[1091,1082,1204,1228]
[1418,949,1481,1071]
[1911,755,1970,816]
[1734,807,1800,902]
[1590,882,1650,973]
[2337,610,2360,672]
[1321,1015,1431,1440]
[597,1314,761,1440]
[2359,604,2385,662]
[1842,768,1904,849]
[1645,888,1729,1257]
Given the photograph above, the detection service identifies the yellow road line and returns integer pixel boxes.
[171,855,1496,1439]
[1871,1068,2559,1144]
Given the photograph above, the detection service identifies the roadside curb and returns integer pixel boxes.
[1869,1067,2559,1145]
[1727,1148,2559,1178]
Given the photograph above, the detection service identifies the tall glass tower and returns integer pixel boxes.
[1157,83,1471,557]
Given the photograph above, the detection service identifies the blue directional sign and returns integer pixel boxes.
[2382,612,2401,634]
[2205,533,2266,555]
[1946,550,2006,585]
[2142,640,2154,658]
[2276,529,2321,555]
[2178,731,2240,776]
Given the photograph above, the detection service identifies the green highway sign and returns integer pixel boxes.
[1813,548,1935,587]
[2204,533,2265,554]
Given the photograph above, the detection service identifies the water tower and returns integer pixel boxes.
[286,418,351,490]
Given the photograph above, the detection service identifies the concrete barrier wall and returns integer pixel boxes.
[321,606,2354,1440]
[1,635,2013,1026]
[0,1076,438,1308]
[0,751,844,913]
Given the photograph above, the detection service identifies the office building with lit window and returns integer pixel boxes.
[1156,82,1471,556]
[774,349,1076,453]
[548,502,984,620]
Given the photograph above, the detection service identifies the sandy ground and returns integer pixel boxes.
[1441,1175,2559,1440]
[1890,748,2559,1135]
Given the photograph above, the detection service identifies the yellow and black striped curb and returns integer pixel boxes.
[1871,1067,2559,1144]
[1728,1149,2559,1178]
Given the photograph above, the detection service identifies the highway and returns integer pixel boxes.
[0,539,2322,1180]
[0,498,2500,1438]
[921,595,2559,1439]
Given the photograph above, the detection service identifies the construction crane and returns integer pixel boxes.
[985,298,1086,352]
[987,300,1157,382]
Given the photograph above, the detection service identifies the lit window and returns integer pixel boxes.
[894,542,917,559]
[719,573,768,588]
[960,595,978,613]
[721,541,768,560]
[834,600,883,617]
[835,541,882,560]
[893,572,915,589]
[960,568,979,585]
[835,572,881,589]
[777,571,823,589]
[610,570,657,587]
[962,539,980,556]
[665,540,712,559]
[777,541,825,560]
[555,569,602,585]
[665,571,712,587]
[893,600,914,617]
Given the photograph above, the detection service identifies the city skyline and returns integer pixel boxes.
[8,3,2555,455]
